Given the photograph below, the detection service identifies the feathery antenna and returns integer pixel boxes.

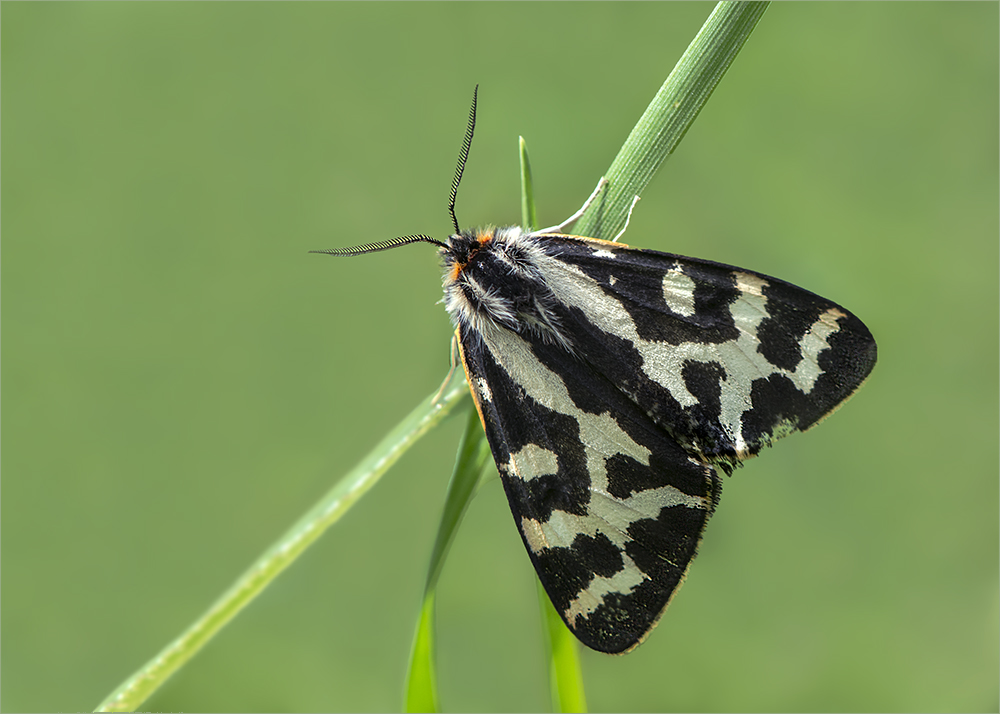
[312,86,478,258]
[448,85,478,235]
[309,235,446,257]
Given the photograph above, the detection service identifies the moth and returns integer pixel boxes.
[314,88,877,654]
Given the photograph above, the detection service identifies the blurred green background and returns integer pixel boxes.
[3,3,997,712]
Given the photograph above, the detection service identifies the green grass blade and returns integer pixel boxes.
[521,135,589,712]
[95,376,470,713]
[537,580,588,714]
[405,592,440,713]
[405,404,492,713]
[422,403,493,594]
[514,5,768,704]
[520,136,539,231]
[571,1,770,241]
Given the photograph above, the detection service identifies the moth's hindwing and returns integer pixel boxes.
[459,325,722,654]
[451,229,876,654]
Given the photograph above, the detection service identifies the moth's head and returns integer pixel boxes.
[442,228,495,283]
[442,226,547,284]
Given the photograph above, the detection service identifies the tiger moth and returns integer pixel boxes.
[314,88,876,654]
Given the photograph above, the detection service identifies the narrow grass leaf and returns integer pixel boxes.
[95,376,469,713]
[405,592,440,713]
[405,404,492,713]
[537,580,588,714]
[571,1,770,241]
[521,136,589,712]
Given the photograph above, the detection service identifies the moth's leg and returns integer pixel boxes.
[537,177,609,234]
[612,195,641,243]
[431,332,461,405]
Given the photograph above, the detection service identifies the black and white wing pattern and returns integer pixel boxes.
[532,234,877,468]
[445,227,876,654]
[459,320,721,654]
[314,89,876,653]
